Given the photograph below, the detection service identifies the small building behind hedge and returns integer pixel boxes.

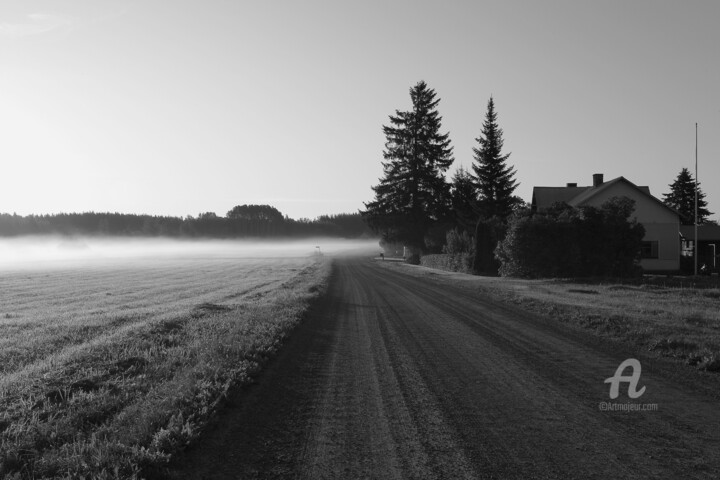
[532,174,680,272]
[679,224,720,274]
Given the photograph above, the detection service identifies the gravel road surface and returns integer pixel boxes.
[168,257,720,479]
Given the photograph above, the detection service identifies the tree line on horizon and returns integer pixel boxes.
[361,80,714,277]
[0,206,373,239]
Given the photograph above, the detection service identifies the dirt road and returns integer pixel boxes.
[168,257,720,479]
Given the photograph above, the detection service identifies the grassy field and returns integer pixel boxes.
[0,252,330,479]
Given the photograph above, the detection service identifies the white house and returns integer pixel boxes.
[532,174,680,272]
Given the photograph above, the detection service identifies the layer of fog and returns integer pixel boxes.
[0,236,380,270]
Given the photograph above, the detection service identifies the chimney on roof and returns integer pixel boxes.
[566,182,577,187]
[592,173,604,187]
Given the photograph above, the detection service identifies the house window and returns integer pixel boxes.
[641,241,659,259]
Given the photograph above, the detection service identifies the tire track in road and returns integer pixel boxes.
[298,261,477,480]
[367,262,720,478]
[169,257,720,479]
[298,266,406,479]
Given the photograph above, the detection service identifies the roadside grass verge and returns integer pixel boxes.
[0,258,330,479]
[472,277,720,372]
[391,261,720,376]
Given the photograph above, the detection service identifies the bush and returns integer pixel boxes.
[442,228,475,255]
[424,222,455,253]
[420,253,473,273]
[405,253,421,265]
[496,197,645,278]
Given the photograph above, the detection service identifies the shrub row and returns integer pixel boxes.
[420,253,473,274]
[496,197,645,278]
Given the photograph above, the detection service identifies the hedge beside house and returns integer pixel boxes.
[496,197,645,278]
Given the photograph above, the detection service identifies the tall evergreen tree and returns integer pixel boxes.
[471,97,518,220]
[362,81,454,252]
[662,167,713,225]
[450,166,478,232]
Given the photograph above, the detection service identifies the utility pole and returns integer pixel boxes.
[694,122,698,276]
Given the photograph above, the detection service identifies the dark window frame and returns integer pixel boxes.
[641,240,659,259]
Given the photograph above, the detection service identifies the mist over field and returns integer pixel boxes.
[0,236,380,269]
[0,234,339,477]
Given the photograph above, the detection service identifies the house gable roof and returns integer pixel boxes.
[532,176,677,217]
[531,186,591,210]
[567,177,650,206]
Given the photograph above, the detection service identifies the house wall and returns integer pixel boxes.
[640,223,680,271]
[580,182,680,271]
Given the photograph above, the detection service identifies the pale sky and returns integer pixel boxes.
[1,0,718,221]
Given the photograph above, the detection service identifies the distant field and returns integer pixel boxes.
[0,249,331,479]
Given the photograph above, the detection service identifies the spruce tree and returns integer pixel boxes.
[662,167,713,225]
[471,97,518,220]
[450,166,478,233]
[362,81,454,252]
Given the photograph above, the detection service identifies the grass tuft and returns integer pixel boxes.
[649,337,699,356]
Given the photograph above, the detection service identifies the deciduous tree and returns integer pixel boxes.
[226,204,284,223]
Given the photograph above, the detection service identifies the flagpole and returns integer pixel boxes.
[694,122,698,276]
